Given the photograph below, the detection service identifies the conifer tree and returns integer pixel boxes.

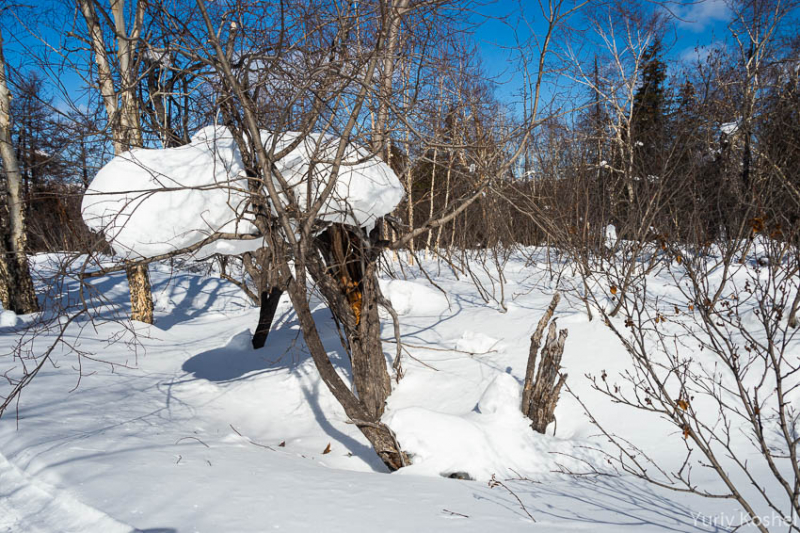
[631,39,668,177]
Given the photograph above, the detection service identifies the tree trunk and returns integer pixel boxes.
[372,0,410,160]
[79,0,154,324]
[283,260,406,470]
[126,265,154,323]
[312,224,391,418]
[252,287,283,349]
[0,28,38,314]
[349,261,391,418]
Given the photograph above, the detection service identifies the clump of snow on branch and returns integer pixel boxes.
[81,129,259,259]
[82,126,404,259]
[256,130,404,228]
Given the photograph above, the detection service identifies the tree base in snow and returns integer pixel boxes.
[521,293,568,434]
[127,265,154,324]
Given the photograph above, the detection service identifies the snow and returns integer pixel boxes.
[386,373,596,480]
[0,310,18,327]
[257,129,405,228]
[379,278,449,316]
[82,127,404,260]
[604,224,617,248]
[454,330,502,353]
[81,128,260,259]
[721,120,740,135]
[1,251,797,531]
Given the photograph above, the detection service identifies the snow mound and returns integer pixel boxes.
[604,224,617,248]
[379,279,449,316]
[385,373,585,481]
[454,331,501,353]
[82,128,260,259]
[0,310,19,327]
[477,372,521,416]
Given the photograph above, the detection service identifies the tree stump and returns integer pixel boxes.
[521,292,568,434]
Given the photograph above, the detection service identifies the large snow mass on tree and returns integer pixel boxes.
[82,126,404,259]
[255,130,405,227]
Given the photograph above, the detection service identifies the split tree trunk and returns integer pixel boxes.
[521,293,568,434]
[0,29,38,314]
[312,224,391,418]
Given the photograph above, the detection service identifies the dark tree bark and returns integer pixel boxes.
[312,224,391,418]
[252,287,283,349]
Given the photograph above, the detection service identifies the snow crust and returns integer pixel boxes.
[82,126,404,259]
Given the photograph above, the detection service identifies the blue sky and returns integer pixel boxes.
[471,0,736,111]
[0,0,746,118]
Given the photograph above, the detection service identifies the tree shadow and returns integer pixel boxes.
[298,377,389,473]
[40,263,250,331]
[476,474,732,532]
[180,305,346,382]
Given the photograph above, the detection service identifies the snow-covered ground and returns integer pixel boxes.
[0,251,794,532]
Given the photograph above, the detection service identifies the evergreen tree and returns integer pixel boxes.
[632,40,667,139]
[631,39,668,179]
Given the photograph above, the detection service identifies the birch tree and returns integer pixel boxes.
[78,0,154,323]
[0,26,38,314]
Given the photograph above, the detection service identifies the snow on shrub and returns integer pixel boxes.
[82,126,404,259]
[251,129,405,228]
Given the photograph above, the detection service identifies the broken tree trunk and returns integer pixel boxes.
[312,224,391,419]
[521,292,568,434]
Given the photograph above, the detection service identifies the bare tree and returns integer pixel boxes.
[0,25,38,314]
[77,0,154,324]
